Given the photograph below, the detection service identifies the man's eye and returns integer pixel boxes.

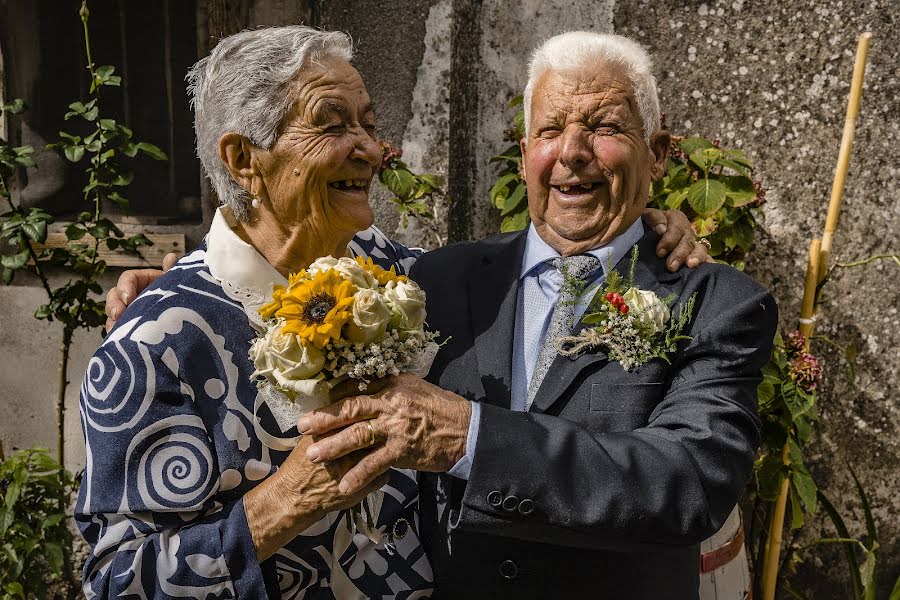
[538,127,561,138]
[323,124,345,134]
[593,123,620,134]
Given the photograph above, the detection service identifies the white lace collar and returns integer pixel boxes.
[206,206,288,295]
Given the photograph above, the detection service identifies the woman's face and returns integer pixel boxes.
[253,56,382,239]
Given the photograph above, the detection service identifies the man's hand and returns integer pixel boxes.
[105,252,177,330]
[298,373,472,495]
[642,208,714,271]
[244,434,387,561]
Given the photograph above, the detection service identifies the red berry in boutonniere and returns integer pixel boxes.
[619,304,629,314]
[605,292,615,303]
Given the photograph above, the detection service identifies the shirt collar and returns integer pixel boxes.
[205,206,288,294]
[520,218,645,280]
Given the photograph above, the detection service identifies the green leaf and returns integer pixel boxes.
[108,191,129,209]
[688,148,722,173]
[1,250,29,270]
[1,99,27,115]
[859,545,878,600]
[791,467,818,514]
[136,142,167,160]
[381,168,417,199]
[757,377,775,407]
[21,221,47,243]
[64,145,85,162]
[678,136,713,156]
[34,304,51,319]
[83,106,99,121]
[43,542,64,574]
[500,184,527,216]
[664,188,689,211]
[1,267,12,285]
[100,118,117,131]
[887,573,900,600]
[721,175,757,206]
[818,490,863,598]
[789,481,805,529]
[692,216,718,238]
[65,223,86,240]
[848,464,878,549]
[687,178,727,217]
[111,171,135,186]
[500,208,529,232]
[755,453,788,500]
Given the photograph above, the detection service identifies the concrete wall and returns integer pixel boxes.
[1,0,897,594]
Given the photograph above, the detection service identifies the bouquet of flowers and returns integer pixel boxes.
[249,256,440,541]
[558,249,696,370]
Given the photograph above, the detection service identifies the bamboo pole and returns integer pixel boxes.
[818,32,873,280]
[761,32,873,600]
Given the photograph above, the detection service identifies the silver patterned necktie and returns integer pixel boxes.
[525,254,601,411]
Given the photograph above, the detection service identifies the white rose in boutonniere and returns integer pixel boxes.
[623,287,670,335]
[346,288,393,343]
[307,256,339,274]
[250,327,325,387]
[385,279,427,329]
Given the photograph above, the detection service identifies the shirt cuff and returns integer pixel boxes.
[447,402,480,480]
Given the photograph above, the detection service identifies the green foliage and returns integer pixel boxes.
[0,448,75,599]
[378,141,449,247]
[754,330,821,530]
[489,96,529,233]
[649,134,764,268]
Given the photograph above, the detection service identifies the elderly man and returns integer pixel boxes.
[302,32,776,599]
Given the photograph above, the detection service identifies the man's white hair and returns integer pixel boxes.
[523,32,660,144]
[187,26,353,220]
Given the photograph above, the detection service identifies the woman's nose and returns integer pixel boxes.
[352,128,383,167]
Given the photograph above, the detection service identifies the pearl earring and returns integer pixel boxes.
[292,169,300,176]
[251,197,260,209]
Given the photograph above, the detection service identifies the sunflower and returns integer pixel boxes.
[258,270,310,321]
[275,269,356,348]
[355,256,408,286]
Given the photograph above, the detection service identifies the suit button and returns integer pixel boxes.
[502,495,519,512]
[391,518,409,540]
[518,498,534,515]
[498,559,518,579]
[488,490,503,507]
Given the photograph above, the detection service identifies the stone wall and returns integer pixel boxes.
[1,0,896,594]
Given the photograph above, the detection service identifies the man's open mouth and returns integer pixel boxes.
[328,179,370,192]
[552,181,605,196]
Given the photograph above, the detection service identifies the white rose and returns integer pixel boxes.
[250,327,325,385]
[333,257,378,289]
[345,288,393,344]
[384,279,427,330]
[623,288,670,335]
[307,256,339,275]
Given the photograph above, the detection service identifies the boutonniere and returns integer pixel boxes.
[558,248,697,371]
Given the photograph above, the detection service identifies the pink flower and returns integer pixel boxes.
[785,330,806,357]
[789,352,822,393]
[379,140,403,172]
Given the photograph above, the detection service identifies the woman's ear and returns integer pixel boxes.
[648,129,671,182]
[219,133,257,194]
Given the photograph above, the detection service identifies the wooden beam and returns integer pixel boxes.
[33,231,186,268]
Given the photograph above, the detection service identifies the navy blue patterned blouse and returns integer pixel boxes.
[75,208,431,599]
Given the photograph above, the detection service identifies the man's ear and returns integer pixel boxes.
[648,129,671,182]
[519,137,528,181]
[219,133,257,194]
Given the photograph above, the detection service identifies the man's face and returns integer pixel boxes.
[254,56,381,237]
[521,62,669,255]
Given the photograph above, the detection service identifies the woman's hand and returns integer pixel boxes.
[642,207,713,271]
[243,434,388,561]
[297,373,472,495]
[105,252,177,330]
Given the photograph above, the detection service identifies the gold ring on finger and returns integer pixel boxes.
[696,238,712,250]
[365,421,377,447]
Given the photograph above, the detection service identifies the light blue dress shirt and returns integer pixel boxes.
[448,219,645,480]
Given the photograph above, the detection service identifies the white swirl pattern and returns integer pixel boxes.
[75,227,433,598]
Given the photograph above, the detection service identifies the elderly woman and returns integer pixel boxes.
[86,26,707,598]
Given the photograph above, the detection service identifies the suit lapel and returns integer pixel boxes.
[469,231,527,409]
[529,228,677,414]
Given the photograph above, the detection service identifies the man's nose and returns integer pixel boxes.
[352,128,383,167]
[558,125,593,169]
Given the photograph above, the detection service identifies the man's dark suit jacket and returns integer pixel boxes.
[410,225,777,600]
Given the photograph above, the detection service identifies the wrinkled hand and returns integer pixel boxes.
[244,434,387,561]
[105,252,177,330]
[642,207,713,271]
[299,373,472,495]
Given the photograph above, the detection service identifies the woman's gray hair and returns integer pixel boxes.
[187,26,353,220]
[523,32,660,145]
